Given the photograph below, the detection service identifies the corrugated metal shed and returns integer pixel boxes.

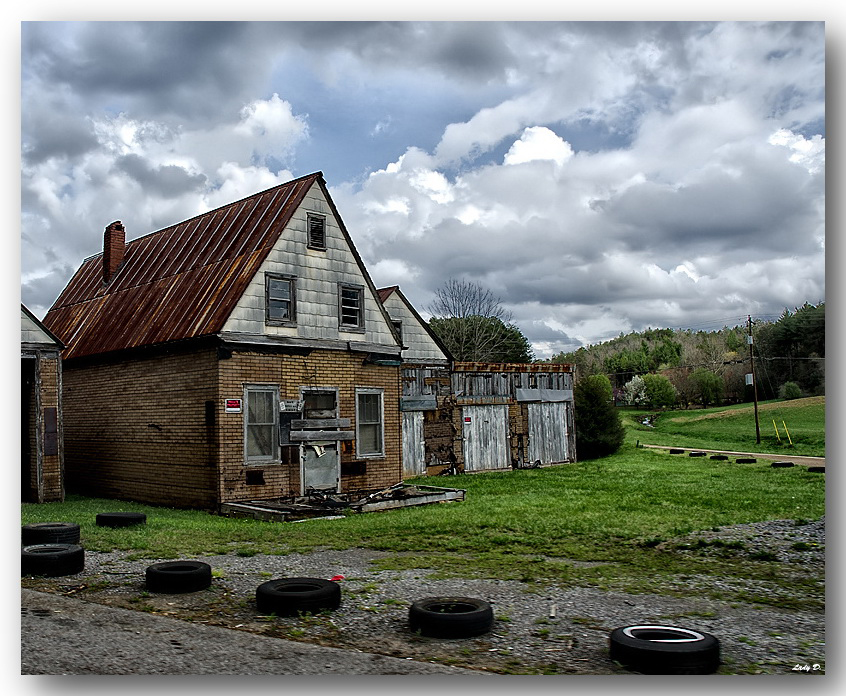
[43,173,321,360]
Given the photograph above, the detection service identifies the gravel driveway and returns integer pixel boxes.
[21,517,825,676]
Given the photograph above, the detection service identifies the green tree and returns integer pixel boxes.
[574,375,625,460]
[429,316,533,362]
[427,278,534,363]
[642,373,677,409]
[690,368,723,408]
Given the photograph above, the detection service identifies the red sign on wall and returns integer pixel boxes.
[225,399,242,413]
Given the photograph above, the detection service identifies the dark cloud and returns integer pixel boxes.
[114,155,207,198]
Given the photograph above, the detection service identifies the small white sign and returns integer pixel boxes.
[225,399,242,413]
[281,399,304,412]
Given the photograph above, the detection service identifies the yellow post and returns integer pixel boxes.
[772,419,782,442]
[782,421,793,445]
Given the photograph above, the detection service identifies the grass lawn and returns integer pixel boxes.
[22,444,825,609]
[621,396,825,457]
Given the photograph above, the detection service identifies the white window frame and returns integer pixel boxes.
[355,387,385,458]
[244,384,279,464]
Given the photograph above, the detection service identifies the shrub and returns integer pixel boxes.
[642,373,677,409]
[622,375,647,406]
[779,381,802,400]
[575,374,625,460]
[690,368,723,408]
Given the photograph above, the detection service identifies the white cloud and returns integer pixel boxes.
[503,127,574,168]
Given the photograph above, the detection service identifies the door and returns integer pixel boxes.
[402,411,426,478]
[527,402,570,465]
[301,442,340,493]
[299,389,341,494]
[462,405,509,471]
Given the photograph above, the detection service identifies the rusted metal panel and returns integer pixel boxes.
[402,411,426,478]
[462,404,509,472]
[527,402,571,465]
[43,173,320,360]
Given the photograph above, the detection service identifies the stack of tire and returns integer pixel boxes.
[22,512,148,578]
[21,522,84,577]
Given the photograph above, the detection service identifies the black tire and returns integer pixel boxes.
[22,544,85,577]
[807,466,825,473]
[21,522,80,545]
[669,449,684,455]
[256,578,341,616]
[710,455,728,461]
[408,597,494,638]
[771,461,795,468]
[96,512,147,528]
[736,458,757,464]
[688,451,706,457]
[609,624,720,674]
[145,561,212,593]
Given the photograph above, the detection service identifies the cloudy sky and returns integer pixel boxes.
[19,17,826,359]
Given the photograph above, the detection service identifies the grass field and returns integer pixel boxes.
[22,441,825,609]
[621,396,825,457]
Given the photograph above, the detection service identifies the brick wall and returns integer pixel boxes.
[21,351,64,503]
[218,349,402,503]
[62,348,219,508]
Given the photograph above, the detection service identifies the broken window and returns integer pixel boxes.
[307,214,326,250]
[265,273,296,326]
[302,389,337,419]
[245,385,278,462]
[356,388,384,457]
[339,283,365,330]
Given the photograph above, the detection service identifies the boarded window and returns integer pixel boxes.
[356,389,384,457]
[303,390,337,419]
[245,386,278,462]
[307,214,326,250]
[339,284,364,330]
[266,273,296,325]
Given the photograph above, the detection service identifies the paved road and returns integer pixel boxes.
[641,444,825,468]
[21,589,486,676]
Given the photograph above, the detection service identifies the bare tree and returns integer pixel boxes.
[427,278,533,363]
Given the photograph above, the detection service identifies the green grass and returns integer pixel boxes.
[622,396,825,457]
[22,444,825,608]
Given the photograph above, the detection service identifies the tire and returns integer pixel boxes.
[256,578,341,616]
[21,522,80,545]
[771,461,795,468]
[145,561,212,593]
[96,512,147,528]
[669,449,684,455]
[22,544,85,577]
[408,597,494,638]
[688,451,706,457]
[710,455,728,461]
[736,458,757,464]
[807,466,825,473]
[609,624,720,674]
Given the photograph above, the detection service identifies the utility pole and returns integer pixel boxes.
[747,315,761,444]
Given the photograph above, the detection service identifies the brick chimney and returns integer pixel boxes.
[103,220,125,283]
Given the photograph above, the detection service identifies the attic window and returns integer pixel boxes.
[339,283,365,331]
[307,214,326,250]
[265,273,297,326]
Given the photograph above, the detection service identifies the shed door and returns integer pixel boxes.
[462,405,509,471]
[301,443,340,494]
[527,402,570,465]
[402,411,426,478]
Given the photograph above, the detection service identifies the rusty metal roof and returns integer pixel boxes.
[43,172,322,360]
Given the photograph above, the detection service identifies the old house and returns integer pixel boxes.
[42,172,405,509]
[376,287,577,477]
[21,304,64,503]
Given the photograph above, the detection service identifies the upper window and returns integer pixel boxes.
[265,273,296,326]
[245,385,279,463]
[307,214,327,251]
[356,388,384,458]
[339,283,365,331]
